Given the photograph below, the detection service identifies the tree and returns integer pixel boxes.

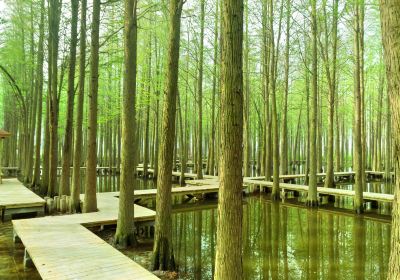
[84,0,101,213]
[353,0,364,214]
[196,0,205,179]
[379,0,400,277]
[307,0,318,206]
[243,0,251,177]
[70,0,87,213]
[115,0,138,248]
[321,0,339,189]
[59,0,79,196]
[32,0,45,189]
[47,0,62,197]
[214,0,244,278]
[152,0,184,271]
[280,0,291,176]
[270,0,281,199]
[208,0,219,176]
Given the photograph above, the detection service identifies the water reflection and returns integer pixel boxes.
[169,195,390,280]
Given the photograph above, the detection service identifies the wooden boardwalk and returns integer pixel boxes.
[244,178,394,203]
[11,181,232,279]
[0,178,45,221]
[247,170,394,182]
[12,190,158,279]
[136,166,217,181]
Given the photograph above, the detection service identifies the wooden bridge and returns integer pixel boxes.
[0,178,45,221]
[247,170,394,182]
[8,177,234,279]
[12,190,157,279]
[243,178,394,203]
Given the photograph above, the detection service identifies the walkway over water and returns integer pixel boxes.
[12,184,157,279]
[10,178,232,279]
[244,178,394,203]
[247,170,394,182]
[0,178,45,221]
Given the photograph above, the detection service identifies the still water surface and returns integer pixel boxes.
[0,176,392,279]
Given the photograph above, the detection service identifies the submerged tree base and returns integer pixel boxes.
[114,232,137,249]
[354,206,364,214]
[306,199,319,207]
[271,191,280,201]
[151,237,176,272]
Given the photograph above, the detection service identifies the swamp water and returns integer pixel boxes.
[0,176,392,279]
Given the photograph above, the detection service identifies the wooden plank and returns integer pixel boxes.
[12,190,158,280]
[243,178,395,203]
[0,179,45,221]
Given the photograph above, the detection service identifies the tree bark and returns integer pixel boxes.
[151,0,184,271]
[84,0,101,213]
[280,0,291,176]
[353,1,364,214]
[32,0,45,189]
[115,0,138,248]
[59,0,79,196]
[70,0,87,213]
[243,0,251,177]
[322,0,338,189]
[307,0,318,206]
[196,0,205,179]
[47,0,62,197]
[214,0,244,278]
[379,1,400,277]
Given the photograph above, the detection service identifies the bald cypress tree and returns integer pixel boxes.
[152,0,184,271]
[59,0,79,197]
[307,0,318,206]
[380,0,400,277]
[214,0,244,278]
[84,0,101,213]
[115,0,138,248]
[70,0,87,213]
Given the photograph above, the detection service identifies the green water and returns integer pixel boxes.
[119,194,391,280]
[178,196,390,279]
[1,177,392,279]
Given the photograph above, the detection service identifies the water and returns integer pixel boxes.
[1,176,392,279]
[116,194,391,280]
[0,222,41,279]
[173,196,390,279]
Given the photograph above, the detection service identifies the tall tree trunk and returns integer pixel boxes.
[151,0,184,271]
[47,0,61,197]
[115,0,138,248]
[243,0,251,177]
[59,0,78,196]
[280,0,291,176]
[70,0,87,213]
[25,3,37,185]
[262,0,271,180]
[84,0,101,213]
[335,99,341,171]
[178,94,185,185]
[374,70,384,171]
[307,0,318,206]
[380,1,400,277]
[41,97,50,193]
[353,1,364,214]
[214,0,244,278]
[143,38,152,178]
[209,1,218,176]
[323,0,339,189]
[196,0,205,179]
[385,87,391,180]
[32,0,45,188]
[270,0,283,198]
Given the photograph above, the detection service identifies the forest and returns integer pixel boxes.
[0,0,400,279]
